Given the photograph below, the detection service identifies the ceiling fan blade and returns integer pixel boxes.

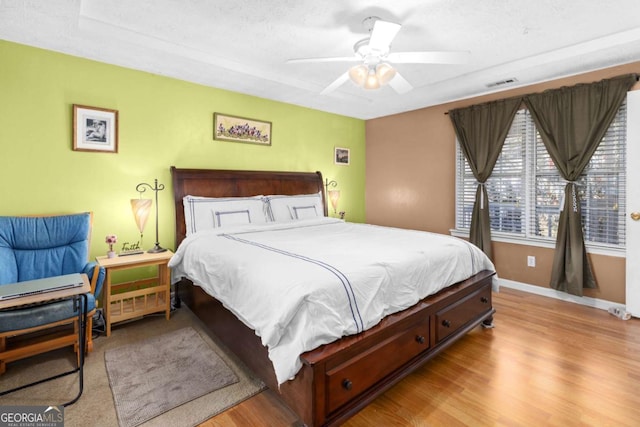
[369,20,401,51]
[387,51,470,64]
[388,72,413,94]
[287,56,359,64]
[320,71,350,95]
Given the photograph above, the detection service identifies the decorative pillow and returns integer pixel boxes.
[183,195,267,235]
[265,192,325,222]
[212,209,252,228]
[290,205,320,220]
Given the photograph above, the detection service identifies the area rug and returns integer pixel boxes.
[105,326,238,427]
[0,307,265,426]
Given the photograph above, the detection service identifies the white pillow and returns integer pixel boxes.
[290,205,320,219]
[212,209,252,228]
[265,192,325,222]
[183,195,267,235]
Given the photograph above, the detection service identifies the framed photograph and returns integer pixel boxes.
[335,147,350,165]
[73,105,118,153]
[214,113,272,146]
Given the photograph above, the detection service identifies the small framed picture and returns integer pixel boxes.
[214,113,272,146]
[335,147,350,165]
[73,104,119,153]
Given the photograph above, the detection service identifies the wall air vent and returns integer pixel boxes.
[486,78,518,88]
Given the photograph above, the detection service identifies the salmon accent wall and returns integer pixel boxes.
[366,63,640,304]
[366,105,455,234]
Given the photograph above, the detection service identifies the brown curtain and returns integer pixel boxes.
[523,74,636,296]
[450,97,522,259]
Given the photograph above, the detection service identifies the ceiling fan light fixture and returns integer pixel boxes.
[289,17,466,95]
[363,68,381,90]
[375,63,396,85]
[348,64,368,86]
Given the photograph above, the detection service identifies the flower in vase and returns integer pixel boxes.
[105,234,117,252]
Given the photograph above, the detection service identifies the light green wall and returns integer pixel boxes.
[0,40,365,259]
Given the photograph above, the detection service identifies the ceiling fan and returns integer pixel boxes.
[287,16,470,95]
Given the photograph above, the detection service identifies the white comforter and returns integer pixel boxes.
[168,218,496,385]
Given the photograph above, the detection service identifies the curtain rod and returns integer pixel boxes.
[443,73,639,115]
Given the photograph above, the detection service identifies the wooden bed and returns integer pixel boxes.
[170,167,496,426]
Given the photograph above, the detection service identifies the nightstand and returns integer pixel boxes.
[96,251,173,336]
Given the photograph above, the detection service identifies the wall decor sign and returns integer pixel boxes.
[73,104,119,153]
[335,147,350,165]
[214,113,272,146]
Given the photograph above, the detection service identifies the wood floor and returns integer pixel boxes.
[200,287,640,427]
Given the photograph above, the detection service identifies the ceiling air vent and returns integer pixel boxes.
[486,77,518,88]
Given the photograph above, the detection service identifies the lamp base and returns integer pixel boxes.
[147,243,167,253]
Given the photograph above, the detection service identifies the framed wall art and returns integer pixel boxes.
[335,147,350,165]
[214,113,272,146]
[73,104,119,153]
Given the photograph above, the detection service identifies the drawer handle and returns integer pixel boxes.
[342,379,353,391]
[415,335,425,344]
[481,296,489,304]
[442,320,451,328]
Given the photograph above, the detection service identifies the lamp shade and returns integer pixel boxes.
[376,63,396,85]
[130,198,152,234]
[363,68,381,90]
[328,190,341,213]
[348,64,368,87]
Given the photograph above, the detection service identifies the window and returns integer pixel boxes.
[455,103,626,253]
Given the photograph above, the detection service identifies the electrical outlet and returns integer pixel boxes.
[527,256,536,267]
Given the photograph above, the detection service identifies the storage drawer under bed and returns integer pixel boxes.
[324,315,430,413]
[435,284,492,343]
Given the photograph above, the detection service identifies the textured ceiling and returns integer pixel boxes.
[2,0,640,119]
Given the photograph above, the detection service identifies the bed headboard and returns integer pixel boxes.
[170,167,326,245]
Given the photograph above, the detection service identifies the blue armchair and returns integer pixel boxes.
[0,212,105,374]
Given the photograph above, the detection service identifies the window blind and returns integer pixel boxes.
[456,102,626,250]
[456,110,527,234]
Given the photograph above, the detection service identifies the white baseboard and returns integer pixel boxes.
[497,278,624,312]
